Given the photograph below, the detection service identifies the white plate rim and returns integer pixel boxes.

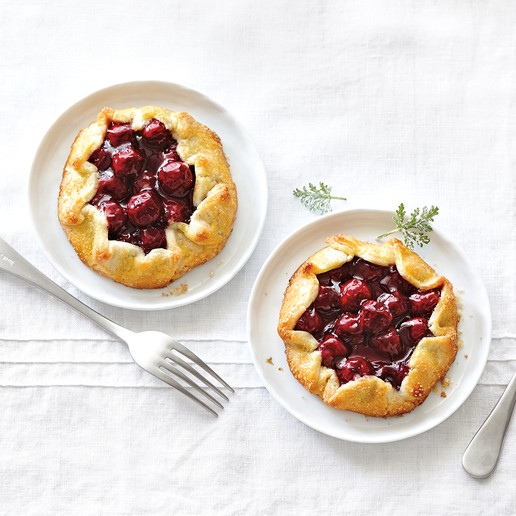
[247,208,492,443]
[28,80,267,310]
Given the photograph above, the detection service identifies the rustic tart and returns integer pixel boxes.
[58,106,237,289]
[278,235,459,417]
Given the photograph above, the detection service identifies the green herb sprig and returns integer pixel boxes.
[293,182,346,215]
[377,203,439,249]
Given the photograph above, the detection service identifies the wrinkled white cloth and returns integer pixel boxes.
[0,1,515,514]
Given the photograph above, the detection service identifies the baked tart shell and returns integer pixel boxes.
[58,106,237,289]
[277,235,459,417]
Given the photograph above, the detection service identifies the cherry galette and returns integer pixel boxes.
[278,235,459,417]
[58,106,237,289]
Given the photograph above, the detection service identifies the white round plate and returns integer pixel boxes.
[29,81,267,310]
[247,209,491,443]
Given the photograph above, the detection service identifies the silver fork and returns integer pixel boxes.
[0,237,233,416]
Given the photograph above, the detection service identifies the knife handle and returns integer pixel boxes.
[462,370,516,478]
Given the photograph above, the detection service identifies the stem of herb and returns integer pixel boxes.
[376,228,400,240]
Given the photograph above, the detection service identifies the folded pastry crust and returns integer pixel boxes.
[277,235,459,417]
[58,106,237,289]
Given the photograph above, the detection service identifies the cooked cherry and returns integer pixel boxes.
[369,326,403,357]
[377,292,409,318]
[144,152,164,174]
[368,280,385,299]
[164,199,192,223]
[317,263,352,285]
[335,312,363,335]
[336,357,374,384]
[378,363,409,389]
[295,307,323,334]
[314,285,340,312]
[339,278,372,312]
[138,227,167,254]
[341,334,366,348]
[90,192,110,207]
[133,171,156,193]
[99,200,127,234]
[398,317,429,347]
[89,147,112,171]
[112,146,144,177]
[158,161,194,197]
[97,174,129,201]
[380,267,415,295]
[317,336,351,367]
[142,119,172,149]
[352,258,385,281]
[409,290,440,316]
[127,191,162,227]
[162,144,181,162]
[106,122,134,147]
[359,300,393,334]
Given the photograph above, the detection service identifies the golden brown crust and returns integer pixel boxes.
[58,106,237,289]
[277,234,459,417]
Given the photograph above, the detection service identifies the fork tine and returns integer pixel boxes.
[170,341,235,392]
[164,351,229,402]
[159,361,224,409]
[151,367,219,417]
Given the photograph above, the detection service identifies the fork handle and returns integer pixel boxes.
[0,237,133,342]
[462,370,516,478]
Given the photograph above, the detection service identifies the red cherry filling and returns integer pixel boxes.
[352,258,385,281]
[336,357,374,384]
[142,119,172,149]
[133,171,156,193]
[317,336,351,367]
[158,161,194,197]
[335,312,363,335]
[89,147,112,171]
[377,292,409,318]
[398,317,429,347]
[316,263,352,285]
[380,266,415,295]
[127,191,162,227]
[341,334,366,348]
[162,144,181,162]
[360,300,393,334]
[377,363,409,389]
[112,146,144,177]
[339,279,372,312]
[117,229,136,245]
[106,122,134,147]
[138,227,167,254]
[97,174,129,201]
[88,118,197,254]
[369,327,403,358]
[409,289,440,315]
[164,199,192,223]
[295,307,323,334]
[99,201,127,235]
[293,256,442,389]
[314,285,340,312]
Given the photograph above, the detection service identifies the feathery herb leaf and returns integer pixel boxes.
[293,182,346,214]
[377,203,439,248]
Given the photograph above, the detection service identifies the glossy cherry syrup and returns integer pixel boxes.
[88,119,195,254]
[294,257,441,389]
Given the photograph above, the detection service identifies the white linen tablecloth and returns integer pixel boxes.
[0,1,515,514]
